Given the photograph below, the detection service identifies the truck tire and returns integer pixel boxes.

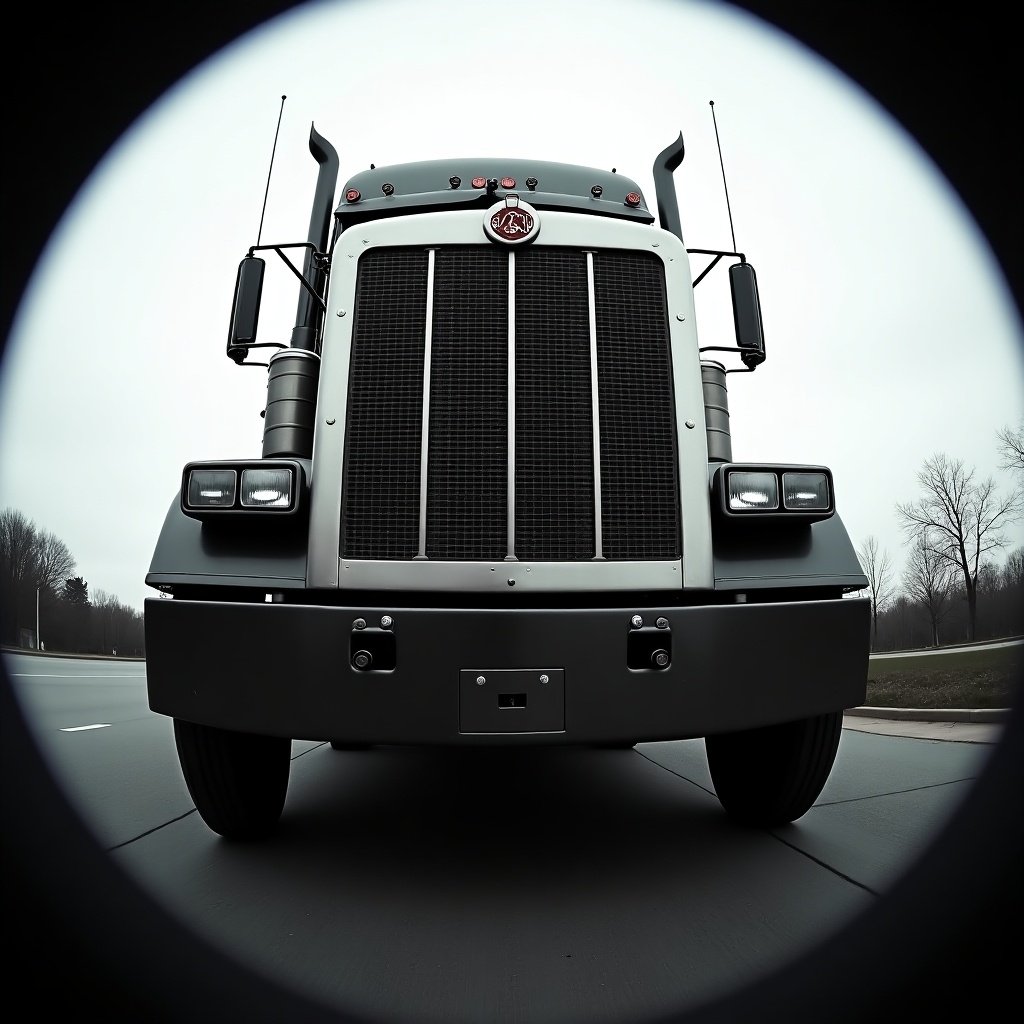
[705,710,843,826]
[173,719,291,840]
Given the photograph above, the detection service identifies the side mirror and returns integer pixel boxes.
[226,256,265,364]
[729,262,766,369]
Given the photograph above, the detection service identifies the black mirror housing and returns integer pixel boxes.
[729,262,766,368]
[226,256,265,364]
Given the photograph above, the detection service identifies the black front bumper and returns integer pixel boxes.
[144,596,870,745]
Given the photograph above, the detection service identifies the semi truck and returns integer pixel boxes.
[144,119,871,840]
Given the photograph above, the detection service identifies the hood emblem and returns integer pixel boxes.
[484,194,540,245]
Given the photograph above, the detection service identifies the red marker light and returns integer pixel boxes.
[501,177,516,189]
[346,188,361,202]
[472,176,487,189]
[625,192,641,207]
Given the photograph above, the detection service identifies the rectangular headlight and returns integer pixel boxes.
[715,463,834,523]
[240,467,293,508]
[187,469,236,508]
[180,459,305,520]
[727,471,779,510]
[783,471,831,510]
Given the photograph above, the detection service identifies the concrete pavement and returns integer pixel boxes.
[843,706,1009,743]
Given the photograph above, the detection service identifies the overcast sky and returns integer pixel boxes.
[1,0,1021,615]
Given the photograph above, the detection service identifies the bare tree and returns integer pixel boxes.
[1003,547,1024,589]
[91,588,144,656]
[0,508,38,587]
[1,508,76,644]
[857,535,895,649]
[996,420,1024,475]
[896,453,1024,641]
[0,509,75,591]
[902,533,954,646]
[35,529,76,594]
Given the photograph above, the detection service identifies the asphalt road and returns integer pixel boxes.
[3,652,1020,1023]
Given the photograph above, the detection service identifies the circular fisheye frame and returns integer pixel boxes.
[2,2,1020,1023]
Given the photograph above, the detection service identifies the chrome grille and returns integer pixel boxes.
[341,245,679,561]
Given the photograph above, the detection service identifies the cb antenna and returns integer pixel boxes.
[710,100,737,252]
[257,95,287,246]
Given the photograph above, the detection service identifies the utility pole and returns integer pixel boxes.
[36,587,40,650]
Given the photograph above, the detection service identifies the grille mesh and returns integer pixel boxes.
[341,249,427,558]
[426,248,508,559]
[515,249,595,559]
[594,251,680,558]
[341,244,679,563]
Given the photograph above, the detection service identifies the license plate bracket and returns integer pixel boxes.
[459,668,565,734]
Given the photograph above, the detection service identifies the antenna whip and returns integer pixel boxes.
[257,95,287,246]
[710,100,737,252]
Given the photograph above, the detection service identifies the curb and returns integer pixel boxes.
[2,647,145,662]
[868,636,1024,657]
[845,706,1011,724]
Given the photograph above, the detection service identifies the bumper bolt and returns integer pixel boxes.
[353,618,366,630]
[381,615,393,629]
[656,617,669,629]
[651,650,670,668]
[631,615,643,628]
[476,675,486,686]
[353,650,373,670]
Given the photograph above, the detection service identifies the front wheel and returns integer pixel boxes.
[705,711,843,826]
[173,719,291,840]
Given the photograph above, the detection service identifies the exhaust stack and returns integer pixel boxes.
[263,125,339,457]
[289,124,339,352]
[653,132,684,244]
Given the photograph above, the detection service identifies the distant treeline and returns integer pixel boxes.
[0,507,144,656]
[857,422,1024,651]
[864,551,1023,651]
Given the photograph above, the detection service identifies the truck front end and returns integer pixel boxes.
[145,126,870,838]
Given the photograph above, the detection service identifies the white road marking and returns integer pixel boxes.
[60,724,112,732]
[8,673,146,678]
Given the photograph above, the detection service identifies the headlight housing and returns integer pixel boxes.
[180,460,305,519]
[714,464,834,522]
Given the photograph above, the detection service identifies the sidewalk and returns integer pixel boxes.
[843,707,1009,744]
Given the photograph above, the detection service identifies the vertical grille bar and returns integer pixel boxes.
[586,251,604,559]
[506,251,516,560]
[416,249,436,558]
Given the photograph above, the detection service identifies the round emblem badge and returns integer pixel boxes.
[483,195,540,245]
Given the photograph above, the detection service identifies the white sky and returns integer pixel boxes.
[1,0,1022,614]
